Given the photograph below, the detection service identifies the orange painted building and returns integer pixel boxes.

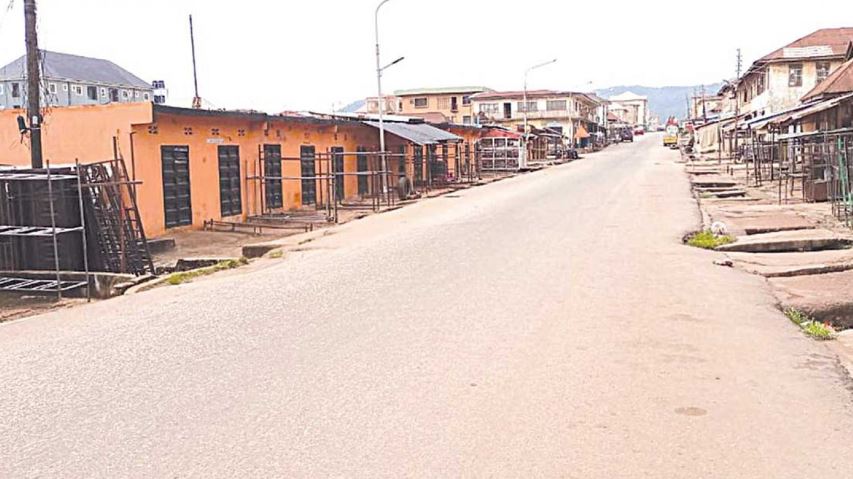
[0,103,474,238]
[0,103,382,237]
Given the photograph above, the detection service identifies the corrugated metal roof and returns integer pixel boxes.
[394,86,491,96]
[786,92,853,123]
[363,121,462,145]
[0,50,151,89]
[759,28,853,63]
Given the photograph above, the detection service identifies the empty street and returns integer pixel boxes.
[2,136,852,477]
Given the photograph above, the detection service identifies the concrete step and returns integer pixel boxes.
[709,189,747,198]
[692,178,738,188]
[718,229,853,253]
[726,249,853,277]
[770,269,853,329]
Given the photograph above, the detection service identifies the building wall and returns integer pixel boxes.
[398,93,478,124]
[0,103,386,238]
[130,112,380,236]
[0,79,152,109]
[608,99,647,126]
[741,59,845,115]
[0,102,153,167]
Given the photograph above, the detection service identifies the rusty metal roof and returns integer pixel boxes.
[759,28,853,63]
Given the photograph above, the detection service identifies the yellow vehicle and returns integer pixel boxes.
[663,124,679,148]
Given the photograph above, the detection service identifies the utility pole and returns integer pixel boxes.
[733,48,742,161]
[189,14,201,109]
[24,0,43,168]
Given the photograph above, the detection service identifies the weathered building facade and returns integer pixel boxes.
[737,28,853,117]
[470,90,601,145]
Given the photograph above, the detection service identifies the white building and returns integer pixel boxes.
[607,91,649,128]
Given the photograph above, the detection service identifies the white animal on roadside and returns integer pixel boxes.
[710,221,728,236]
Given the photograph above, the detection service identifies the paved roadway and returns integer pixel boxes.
[2,135,852,478]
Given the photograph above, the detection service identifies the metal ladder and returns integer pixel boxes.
[79,159,154,275]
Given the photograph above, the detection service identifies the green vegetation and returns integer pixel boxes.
[784,307,809,325]
[686,230,735,249]
[783,308,835,340]
[166,257,249,286]
[802,321,835,341]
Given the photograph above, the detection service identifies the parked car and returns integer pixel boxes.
[620,129,634,142]
[633,128,645,135]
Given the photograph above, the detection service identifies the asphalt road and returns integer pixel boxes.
[2,134,852,478]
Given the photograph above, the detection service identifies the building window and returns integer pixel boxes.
[788,63,803,87]
[11,82,20,98]
[479,103,500,115]
[413,97,428,108]
[72,85,83,96]
[463,115,472,124]
[546,100,567,111]
[437,97,450,109]
[47,83,57,94]
[100,87,107,97]
[87,86,97,100]
[0,84,3,95]
[121,90,129,99]
[143,93,150,101]
[134,91,140,99]
[816,62,831,83]
[62,84,68,92]
[756,69,766,95]
[462,95,472,106]
[517,101,537,112]
[110,88,119,102]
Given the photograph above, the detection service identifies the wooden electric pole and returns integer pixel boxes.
[24,0,43,168]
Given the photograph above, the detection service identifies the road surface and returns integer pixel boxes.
[2,135,852,478]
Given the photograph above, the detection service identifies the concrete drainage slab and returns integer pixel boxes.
[769,269,853,330]
[717,229,853,253]
[725,249,853,278]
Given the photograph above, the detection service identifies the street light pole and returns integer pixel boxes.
[375,0,392,196]
[522,58,556,169]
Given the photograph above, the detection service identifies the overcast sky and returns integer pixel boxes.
[0,0,850,112]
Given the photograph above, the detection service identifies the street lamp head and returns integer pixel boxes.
[381,56,405,71]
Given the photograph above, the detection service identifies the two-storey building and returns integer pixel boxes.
[0,50,155,110]
[607,91,649,128]
[469,90,602,146]
[394,86,492,125]
[737,27,853,117]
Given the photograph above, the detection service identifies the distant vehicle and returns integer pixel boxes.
[663,117,679,147]
[620,129,634,142]
[633,128,645,136]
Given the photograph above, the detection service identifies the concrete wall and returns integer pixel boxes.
[0,102,153,167]
[130,112,380,237]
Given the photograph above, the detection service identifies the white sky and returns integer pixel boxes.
[0,0,851,112]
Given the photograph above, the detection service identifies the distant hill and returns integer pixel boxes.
[596,84,723,121]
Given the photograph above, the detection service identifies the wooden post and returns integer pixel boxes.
[24,0,43,168]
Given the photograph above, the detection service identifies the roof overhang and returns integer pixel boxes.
[362,121,463,145]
